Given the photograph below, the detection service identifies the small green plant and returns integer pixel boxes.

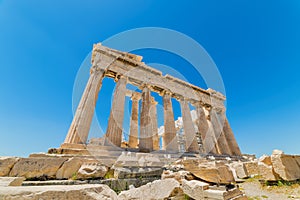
[71,172,78,180]
[261,195,268,198]
[139,175,143,181]
[248,196,262,200]
[277,180,284,187]
[104,170,114,179]
[184,194,190,200]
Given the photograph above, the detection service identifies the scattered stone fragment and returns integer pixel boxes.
[0,157,19,176]
[183,159,235,184]
[118,178,182,200]
[77,163,108,180]
[161,170,194,183]
[230,162,248,179]
[182,179,209,199]
[271,150,300,181]
[56,157,83,179]
[0,177,25,186]
[244,161,259,177]
[9,158,68,180]
[0,184,118,200]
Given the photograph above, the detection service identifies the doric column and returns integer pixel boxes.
[210,108,232,155]
[162,91,178,152]
[203,106,219,154]
[222,115,242,156]
[105,76,127,147]
[139,86,153,152]
[64,68,105,144]
[150,96,159,151]
[195,103,209,154]
[128,92,140,148]
[180,99,199,153]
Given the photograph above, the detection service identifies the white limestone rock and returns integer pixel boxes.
[0,157,19,176]
[230,162,248,179]
[0,177,25,186]
[118,178,182,200]
[0,184,118,200]
[271,150,300,181]
[9,158,68,179]
[161,170,194,183]
[113,167,162,179]
[56,157,82,179]
[182,179,209,199]
[243,161,259,177]
[77,163,108,180]
[183,159,235,184]
[258,162,278,181]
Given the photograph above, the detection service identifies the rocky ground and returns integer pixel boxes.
[0,149,300,199]
[240,178,300,200]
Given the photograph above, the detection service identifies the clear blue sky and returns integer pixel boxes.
[0,0,299,157]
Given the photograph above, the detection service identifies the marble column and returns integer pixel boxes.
[64,68,105,144]
[139,86,153,152]
[222,116,242,156]
[180,99,199,153]
[195,103,209,154]
[128,92,140,148]
[162,91,178,152]
[203,106,219,154]
[210,108,232,155]
[105,76,127,147]
[150,97,160,151]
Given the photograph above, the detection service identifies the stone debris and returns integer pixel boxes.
[56,157,83,179]
[0,184,118,200]
[9,157,68,180]
[0,157,19,176]
[77,163,108,180]
[258,162,278,181]
[161,170,194,183]
[182,179,210,199]
[118,178,183,200]
[112,152,164,179]
[270,149,300,181]
[0,177,25,187]
[230,162,248,179]
[183,159,235,184]
[113,167,162,179]
[243,161,259,177]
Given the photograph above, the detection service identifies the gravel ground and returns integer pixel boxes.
[239,179,300,200]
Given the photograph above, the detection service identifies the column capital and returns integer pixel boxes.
[160,89,172,97]
[114,74,127,82]
[139,83,153,91]
[131,92,141,101]
[90,65,106,74]
[150,96,158,105]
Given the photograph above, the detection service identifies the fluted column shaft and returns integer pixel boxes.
[105,77,127,147]
[162,92,178,152]
[64,69,104,144]
[180,99,199,153]
[210,108,232,155]
[195,103,209,154]
[128,93,140,148]
[139,86,153,152]
[150,97,159,150]
[202,107,219,154]
[222,116,242,156]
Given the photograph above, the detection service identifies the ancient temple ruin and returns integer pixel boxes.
[60,43,241,156]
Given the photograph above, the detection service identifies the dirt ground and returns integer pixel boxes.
[239,178,300,200]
